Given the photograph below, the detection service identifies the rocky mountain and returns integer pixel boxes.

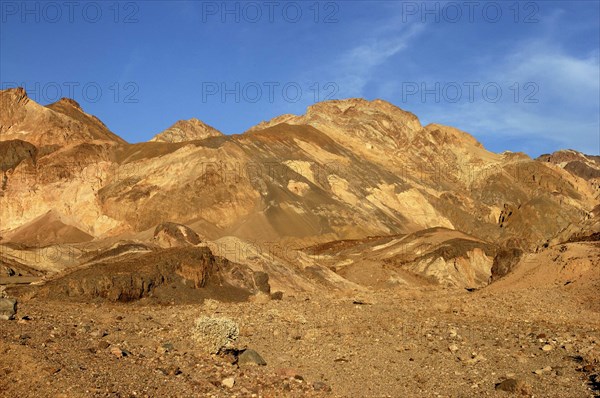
[0,87,125,147]
[150,118,223,143]
[538,149,600,183]
[0,87,598,291]
[1,87,599,398]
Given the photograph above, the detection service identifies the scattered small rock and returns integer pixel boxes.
[312,381,331,392]
[270,291,284,300]
[250,292,271,304]
[221,377,235,388]
[237,349,267,366]
[554,367,564,376]
[0,298,17,320]
[276,368,302,379]
[91,329,108,338]
[495,378,532,395]
[542,344,553,352]
[582,364,595,372]
[98,341,111,350]
[533,365,553,375]
[460,353,485,365]
[159,365,182,376]
[43,366,61,375]
[110,346,127,358]
[563,343,574,351]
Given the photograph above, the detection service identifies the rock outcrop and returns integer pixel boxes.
[0,298,17,320]
[153,222,202,248]
[150,118,223,143]
[41,247,251,302]
[490,247,524,281]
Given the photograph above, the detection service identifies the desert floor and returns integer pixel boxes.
[1,280,599,398]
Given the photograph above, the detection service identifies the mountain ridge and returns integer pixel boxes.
[0,87,597,255]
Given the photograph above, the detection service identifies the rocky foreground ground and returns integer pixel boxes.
[1,282,598,398]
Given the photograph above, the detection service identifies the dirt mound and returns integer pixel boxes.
[3,211,93,246]
[486,242,600,310]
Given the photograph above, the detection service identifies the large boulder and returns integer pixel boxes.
[491,248,523,281]
[0,298,17,320]
[252,271,271,294]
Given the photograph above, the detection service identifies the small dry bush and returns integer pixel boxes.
[192,316,239,354]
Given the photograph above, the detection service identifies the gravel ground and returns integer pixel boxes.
[1,285,598,397]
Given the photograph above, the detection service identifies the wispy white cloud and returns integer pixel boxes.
[286,11,425,115]
[414,38,599,155]
[427,100,597,153]
[480,43,597,153]
[335,23,425,97]
[292,2,599,155]
[503,41,599,108]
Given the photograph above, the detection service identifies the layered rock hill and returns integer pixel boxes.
[0,87,125,147]
[304,228,497,289]
[0,87,597,291]
[150,118,223,143]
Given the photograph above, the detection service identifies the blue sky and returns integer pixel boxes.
[1,0,598,156]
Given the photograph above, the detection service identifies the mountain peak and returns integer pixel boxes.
[150,118,223,143]
[538,150,600,181]
[304,97,417,120]
[245,98,422,136]
[50,97,82,110]
[0,87,126,146]
[1,86,29,106]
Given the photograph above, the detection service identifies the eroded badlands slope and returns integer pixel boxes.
[1,87,599,397]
